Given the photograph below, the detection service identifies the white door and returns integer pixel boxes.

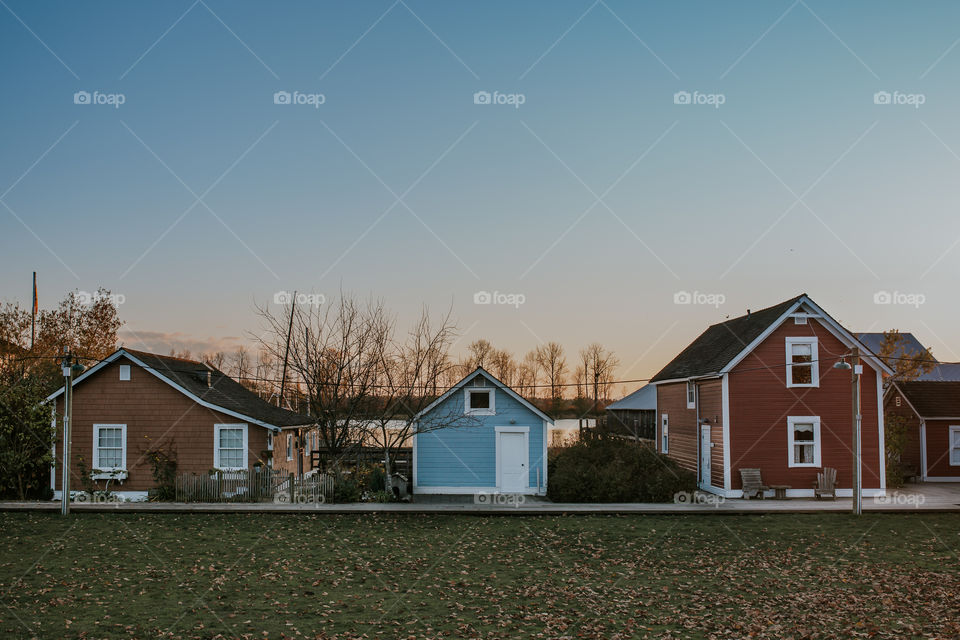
[700,425,712,488]
[499,431,527,493]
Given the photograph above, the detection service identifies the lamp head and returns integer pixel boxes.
[833,358,852,370]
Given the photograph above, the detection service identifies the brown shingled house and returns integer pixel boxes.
[46,348,314,500]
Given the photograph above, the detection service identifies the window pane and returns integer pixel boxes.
[220,449,243,468]
[98,448,121,468]
[470,391,490,409]
[791,343,812,360]
[792,364,812,384]
[219,428,242,448]
[794,443,814,464]
[793,424,815,441]
[99,428,121,448]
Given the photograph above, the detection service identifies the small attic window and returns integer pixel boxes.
[895,395,902,407]
[794,316,808,325]
[119,365,130,381]
[465,388,495,415]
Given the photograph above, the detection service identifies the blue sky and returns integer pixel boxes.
[2,1,960,379]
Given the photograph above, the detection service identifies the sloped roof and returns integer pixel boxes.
[47,348,313,429]
[414,366,553,423]
[650,295,805,382]
[606,384,656,411]
[918,364,960,382]
[857,332,930,361]
[895,381,960,417]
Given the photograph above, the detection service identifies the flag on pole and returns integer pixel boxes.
[31,272,37,350]
[32,272,38,315]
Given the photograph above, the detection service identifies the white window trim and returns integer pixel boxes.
[92,424,127,478]
[214,423,248,471]
[119,364,130,381]
[950,425,960,466]
[286,433,293,461]
[785,337,820,388]
[787,416,821,468]
[266,431,273,451]
[661,413,669,454]
[686,382,696,409]
[464,388,495,416]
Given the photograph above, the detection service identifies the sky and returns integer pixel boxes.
[2,1,960,384]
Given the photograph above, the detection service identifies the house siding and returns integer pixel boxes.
[727,318,883,490]
[883,392,923,477]
[415,375,547,492]
[52,358,270,493]
[924,419,960,478]
[697,379,725,489]
[656,382,697,474]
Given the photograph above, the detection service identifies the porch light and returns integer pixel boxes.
[833,358,852,370]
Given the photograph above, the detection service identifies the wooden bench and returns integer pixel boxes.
[739,468,768,499]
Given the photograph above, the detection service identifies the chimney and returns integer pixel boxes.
[195,370,211,387]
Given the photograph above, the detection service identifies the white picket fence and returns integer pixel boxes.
[174,469,332,503]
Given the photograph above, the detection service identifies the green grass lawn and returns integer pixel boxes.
[1,512,959,639]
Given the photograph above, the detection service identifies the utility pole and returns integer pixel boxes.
[31,272,37,350]
[279,291,296,409]
[852,347,862,515]
[60,349,73,516]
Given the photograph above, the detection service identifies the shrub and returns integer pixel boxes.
[331,475,361,503]
[548,431,696,502]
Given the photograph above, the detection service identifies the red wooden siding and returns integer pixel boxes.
[656,382,697,474]
[727,318,883,490]
[924,419,960,478]
[697,379,725,488]
[883,392,923,475]
[53,358,270,492]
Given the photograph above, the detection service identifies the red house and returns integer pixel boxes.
[47,348,314,501]
[885,381,960,482]
[650,294,893,498]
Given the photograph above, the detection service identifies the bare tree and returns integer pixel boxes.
[535,341,567,411]
[579,343,620,410]
[256,293,390,461]
[366,307,477,493]
[232,345,250,382]
[490,348,516,386]
[515,350,539,398]
[465,339,494,369]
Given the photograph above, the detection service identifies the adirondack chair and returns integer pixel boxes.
[739,468,768,499]
[814,467,838,500]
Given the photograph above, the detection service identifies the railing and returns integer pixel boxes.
[174,468,335,503]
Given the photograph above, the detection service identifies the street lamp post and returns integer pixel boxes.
[60,349,73,516]
[834,347,863,515]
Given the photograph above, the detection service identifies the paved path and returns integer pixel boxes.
[1,485,956,515]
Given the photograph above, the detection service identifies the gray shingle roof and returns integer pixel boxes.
[650,295,805,383]
[606,384,656,411]
[123,349,314,428]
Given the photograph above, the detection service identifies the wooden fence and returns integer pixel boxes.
[174,469,334,503]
